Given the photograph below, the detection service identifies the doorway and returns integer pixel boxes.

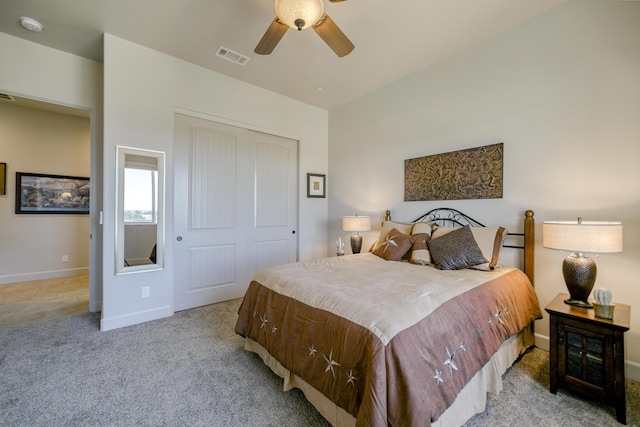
[173,114,298,311]
[0,95,92,328]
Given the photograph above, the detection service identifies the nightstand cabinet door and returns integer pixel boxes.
[558,321,613,398]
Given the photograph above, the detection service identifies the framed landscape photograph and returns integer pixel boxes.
[307,173,326,198]
[15,172,90,214]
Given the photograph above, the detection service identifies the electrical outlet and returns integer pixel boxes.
[62,255,69,263]
[142,287,150,298]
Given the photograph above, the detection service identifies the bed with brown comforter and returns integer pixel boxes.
[235,210,541,426]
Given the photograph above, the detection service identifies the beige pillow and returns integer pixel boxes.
[409,222,433,265]
[431,225,507,270]
[372,228,415,261]
[469,226,507,270]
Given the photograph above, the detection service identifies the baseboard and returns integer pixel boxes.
[627,359,640,382]
[535,332,640,382]
[534,332,550,351]
[100,305,173,331]
[0,267,89,285]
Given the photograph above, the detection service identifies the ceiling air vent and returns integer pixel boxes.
[215,47,250,66]
[0,93,16,102]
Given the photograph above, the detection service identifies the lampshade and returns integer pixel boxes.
[342,216,371,232]
[542,220,623,253]
[274,0,324,31]
[543,218,623,308]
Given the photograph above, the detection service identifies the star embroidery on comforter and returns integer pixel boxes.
[443,345,459,378]
[346,370,357,387]
[323,349,340,378]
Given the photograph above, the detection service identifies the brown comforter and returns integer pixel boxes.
[235,254,541,426]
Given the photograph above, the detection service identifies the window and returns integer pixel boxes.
[124,167,158,223]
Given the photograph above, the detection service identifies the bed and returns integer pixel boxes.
[235,208,542,426]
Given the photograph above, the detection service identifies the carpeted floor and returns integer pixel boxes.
[1,298,638,426]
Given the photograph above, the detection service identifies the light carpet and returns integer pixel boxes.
[1,299,637,426]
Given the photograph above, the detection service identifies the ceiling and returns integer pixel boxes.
[0,0,568,110]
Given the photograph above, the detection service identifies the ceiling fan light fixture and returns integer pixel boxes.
[274,0,324,31]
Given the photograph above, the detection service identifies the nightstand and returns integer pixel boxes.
[545,292,630,424]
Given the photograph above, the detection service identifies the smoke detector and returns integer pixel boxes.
[20,17,43,32]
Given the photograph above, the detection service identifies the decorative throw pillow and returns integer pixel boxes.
[430,225,507,270]
[409,233,431,265]
[469,226,507,270]
[428,225,488,270]
[411,221,432,236]
[371,220,414,252]
[373,228,415,261]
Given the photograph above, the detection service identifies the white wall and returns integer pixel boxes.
[328,0,640,381]
[0,32,103,311]
[101,35,328,330]
[0,103,90,283]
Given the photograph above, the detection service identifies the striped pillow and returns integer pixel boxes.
[409,222,433,265]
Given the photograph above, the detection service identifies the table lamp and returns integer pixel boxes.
[543,218,623,308]
[342,215,371,254]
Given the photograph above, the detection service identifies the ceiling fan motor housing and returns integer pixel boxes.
[256,0,353,57]
[274,0,324,30]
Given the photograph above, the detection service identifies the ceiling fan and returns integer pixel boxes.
[255,0,354,58]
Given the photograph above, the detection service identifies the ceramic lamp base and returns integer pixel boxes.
[350,232,363,254]
[562,252,596,308]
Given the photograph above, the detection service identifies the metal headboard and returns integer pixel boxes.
[411,207,487,228]
[383,208,535,285]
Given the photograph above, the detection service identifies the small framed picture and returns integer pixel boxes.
[307,173,326,198]
[0,163,6,196]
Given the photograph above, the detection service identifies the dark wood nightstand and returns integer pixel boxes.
[545,292,630,424]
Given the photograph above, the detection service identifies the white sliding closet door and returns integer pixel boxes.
[174,114,298,311]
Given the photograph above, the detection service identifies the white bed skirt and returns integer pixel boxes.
[244,323,535,427]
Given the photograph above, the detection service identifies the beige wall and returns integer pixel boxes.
[0,103,90,283]
[328,0,640,380]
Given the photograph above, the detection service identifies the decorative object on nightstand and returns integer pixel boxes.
[593,288,615,320]
[543,218,623,308]
[336,237,345,256]
[545,293,630,424]
[342,215,371,254]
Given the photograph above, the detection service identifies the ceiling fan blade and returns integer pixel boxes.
[328,0,349,2]
[313,14,354,57]
[255,18,289,55]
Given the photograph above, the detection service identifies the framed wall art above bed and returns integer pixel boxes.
[404,143,503,201]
